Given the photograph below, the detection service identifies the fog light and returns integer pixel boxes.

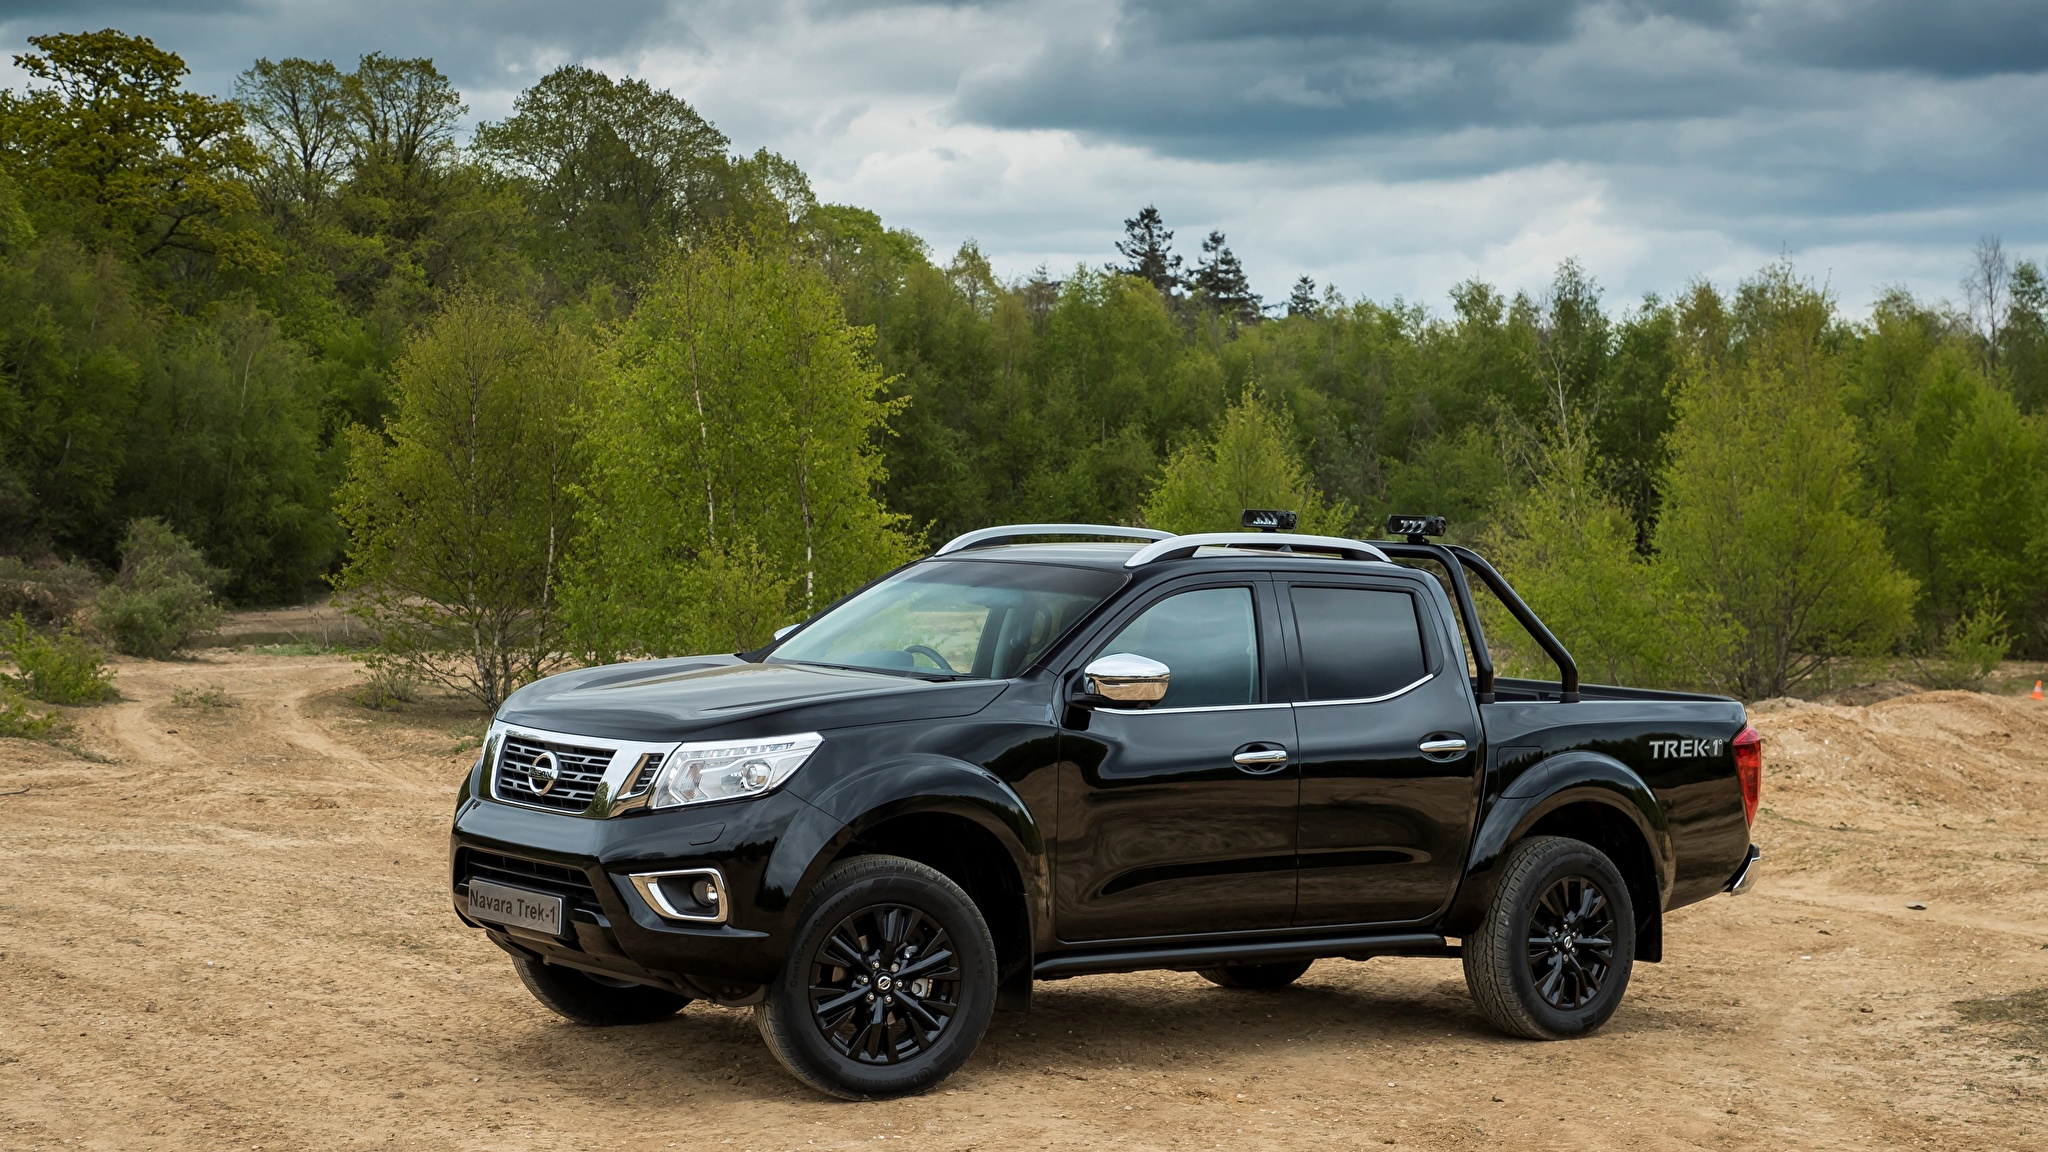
[628,868,728,923]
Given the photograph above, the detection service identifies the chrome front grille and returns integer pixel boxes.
[495,734,615,812]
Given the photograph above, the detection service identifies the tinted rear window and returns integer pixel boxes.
[1291,586,1428,701]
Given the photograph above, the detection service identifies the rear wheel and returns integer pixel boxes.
[756,856,997,1099]
[1196,960,1313,990]
[511,954,691,1025]
[1463,835,1635,1039]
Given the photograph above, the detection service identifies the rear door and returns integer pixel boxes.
[1054,578,1299,942]
[1284,579,1482,926]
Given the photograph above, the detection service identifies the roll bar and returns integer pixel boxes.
[1374,541,1580,704]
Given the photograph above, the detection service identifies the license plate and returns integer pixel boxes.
[466,879,567,936]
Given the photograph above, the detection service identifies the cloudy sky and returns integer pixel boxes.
[4,0,2046,314]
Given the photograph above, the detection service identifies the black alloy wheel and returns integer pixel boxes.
[809,903,963,1063]
[1525,874,1617,1010]
[757,855,997,1099]
[1463,835,1636,1040]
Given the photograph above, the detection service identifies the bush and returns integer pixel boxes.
[170,684,236,708]
[0,685,65,738]
[0,613,115,704]
[1909,606,2010,691]
[95,519,224,658]
[0,555,102,627]
[351,663,421,710]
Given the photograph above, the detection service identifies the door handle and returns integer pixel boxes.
[1232,747,1290,769]
[1419,737,1469,755]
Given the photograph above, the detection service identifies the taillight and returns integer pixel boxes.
[1733,726,1762,825]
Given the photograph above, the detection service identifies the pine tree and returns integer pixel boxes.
[1115,205,1181,294]
[1192,230,1260,322]
[1286,275,1318,317]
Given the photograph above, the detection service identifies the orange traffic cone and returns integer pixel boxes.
[2032,681,2043,701]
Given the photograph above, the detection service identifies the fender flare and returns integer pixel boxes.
[1445,750,1673,940]
[772,754,1046,946]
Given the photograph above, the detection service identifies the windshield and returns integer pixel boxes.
[769,561,1124,679]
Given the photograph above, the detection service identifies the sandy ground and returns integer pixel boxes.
[4,655,2048,1151]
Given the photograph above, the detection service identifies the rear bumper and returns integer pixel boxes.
[1724,843,1761,895]
[449,788,837,996]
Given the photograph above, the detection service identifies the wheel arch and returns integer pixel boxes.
[1445,751,1672,961]
[780,756,1045,1012]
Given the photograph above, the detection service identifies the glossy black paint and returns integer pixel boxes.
[451,542,1758,999]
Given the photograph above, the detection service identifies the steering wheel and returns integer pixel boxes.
[903,644,958,674]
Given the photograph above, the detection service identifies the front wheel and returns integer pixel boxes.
[756,855,997,1099]
[1462,835,1635,1039]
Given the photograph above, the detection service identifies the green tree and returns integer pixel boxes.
[1114,205,1181,294]
[119,302,334,602]
[334,290,595,708]
[1141,383,1353,535]
[0,30,261,269]
[235,57,353,210]
[1191,230,1259,323]
[473,65,731,295]
[1486,435,1719,687]
[569,235,916,658]
[1656,267,1915,698]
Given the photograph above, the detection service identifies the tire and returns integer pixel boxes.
[756,855,997,1100]
[511,954,692,1025]
[1463,835,1636,1040]
[1196,960,1313,989]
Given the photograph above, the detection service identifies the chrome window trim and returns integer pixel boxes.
[629,867,729,924]
[1097,701,1292,716]
[486,722,682,818]
[1291,673,1435,709]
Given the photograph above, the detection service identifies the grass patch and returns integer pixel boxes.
[170,684,236,708]
[1955,987,2048,1049]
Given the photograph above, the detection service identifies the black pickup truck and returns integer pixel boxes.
[450,517,1762,1099]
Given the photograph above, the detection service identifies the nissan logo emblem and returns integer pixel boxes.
[527,751,561,796]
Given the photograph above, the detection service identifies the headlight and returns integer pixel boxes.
[649,733,824,809]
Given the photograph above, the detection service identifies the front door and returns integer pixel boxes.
[1285,581,1482,926]
[1055,581,1298,943]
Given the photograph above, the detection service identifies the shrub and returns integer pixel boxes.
[351,663,421,710]
[170,684,236,708]
[0,555,102,627]
[1908,606,2010,691]
[95,519,224,658]
[0,685,65,738]
[0,613,116,704]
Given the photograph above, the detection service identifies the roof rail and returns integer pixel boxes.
[1124,532,1392,568]
[935,523,1174,556]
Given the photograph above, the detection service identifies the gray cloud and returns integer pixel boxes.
[0,0,2041,311]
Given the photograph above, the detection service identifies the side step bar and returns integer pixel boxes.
[1034,931,1456,980]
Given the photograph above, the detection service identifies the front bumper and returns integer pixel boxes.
[449,787,839,997]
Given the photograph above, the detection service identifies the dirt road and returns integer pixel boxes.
[4,654,2047,1150]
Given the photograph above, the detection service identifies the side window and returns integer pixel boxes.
[1291,586,1429,702]
[1097,586,1259,709]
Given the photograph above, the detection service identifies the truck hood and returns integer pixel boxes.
[494,655,1008,743]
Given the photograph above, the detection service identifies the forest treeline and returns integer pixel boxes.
[5,29,2048,709]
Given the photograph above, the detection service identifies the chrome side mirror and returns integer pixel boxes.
[1082,653,1171,705]
[772,624,799,641]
